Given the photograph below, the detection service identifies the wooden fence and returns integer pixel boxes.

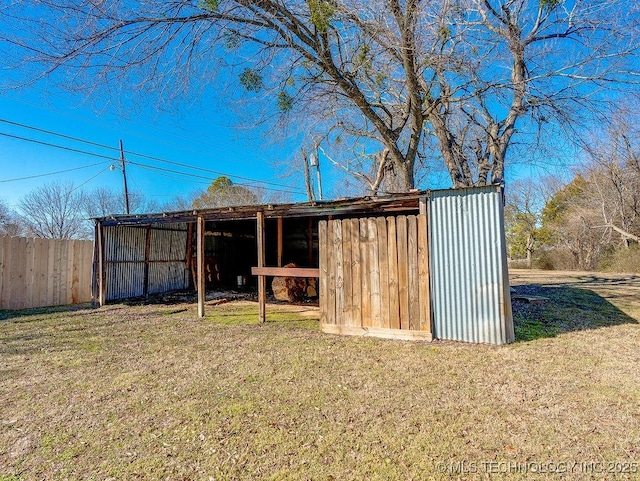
[319,214,432,340]
[0,236,94,310]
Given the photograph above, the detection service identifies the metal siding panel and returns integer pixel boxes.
[103,224,188,301]
[429,186,513,344]
[148,262,189,294]
[148,226,188,294]
[103,226,146,300]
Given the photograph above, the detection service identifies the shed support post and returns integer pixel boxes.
[418,196,432,334]
[97,222,105,307]
[197,216,205,318]
[257,211,266,323]
[277,217,283,267]
[91,222,99,307]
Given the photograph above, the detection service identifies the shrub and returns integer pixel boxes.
[601,245,640,273]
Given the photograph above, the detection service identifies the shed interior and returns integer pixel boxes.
[192,217,319,293]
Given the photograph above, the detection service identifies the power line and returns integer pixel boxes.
[0,160,107,183]
[0,118,120,153]
[0,131,118,161]
[129,161,303,195]
[70,166,111,193]
[2,93,278,167]
[125,150,304,192]
[0,117,305,193]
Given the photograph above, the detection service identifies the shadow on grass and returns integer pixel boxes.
[0,303,96,322]
[512,284,638,342]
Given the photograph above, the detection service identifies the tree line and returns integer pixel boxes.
[506,110,640,272]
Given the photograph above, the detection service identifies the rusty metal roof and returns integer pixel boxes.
[94,190,433,226]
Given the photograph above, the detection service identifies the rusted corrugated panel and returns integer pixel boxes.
[429,186,514,344]
[102,224,189,300]
[105,262,145,300]
[148,225,189,294]
[149,226,188,261]
[103,226,146,300]
[148,262,189,295]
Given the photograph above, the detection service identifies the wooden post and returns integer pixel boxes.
[98,223,106,307]
[257,211,266,323]
[197,216,205,318]
[91,222,99,307]
[307,217,313,265]
[418,196,432,334]
[143,225,152,300]
[277,217,283,267]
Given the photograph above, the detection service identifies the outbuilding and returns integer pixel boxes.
[92,185,513,344]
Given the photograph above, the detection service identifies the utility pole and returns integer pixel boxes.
[310,143,323,200]
[119,140,130,215]
[302,147,315,202]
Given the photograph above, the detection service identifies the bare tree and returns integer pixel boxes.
[1,1,638,191]
[18,182,89,239]
[0,198,24,236]
[505,179,546,268]
[580,107,640,247]
[84,187,156,217]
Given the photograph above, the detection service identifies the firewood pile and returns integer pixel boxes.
[271,263,318,302]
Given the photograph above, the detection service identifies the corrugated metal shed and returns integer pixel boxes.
[429,185,514,344]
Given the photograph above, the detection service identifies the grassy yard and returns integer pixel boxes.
[1,271,639,480]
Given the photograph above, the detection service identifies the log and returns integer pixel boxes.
[271,263,318,302]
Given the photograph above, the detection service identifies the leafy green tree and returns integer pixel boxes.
[192,177,260,209]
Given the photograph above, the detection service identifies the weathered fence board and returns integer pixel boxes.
[0,236,94,310]
[320,214,432,339]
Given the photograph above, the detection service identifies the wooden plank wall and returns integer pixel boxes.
[319,214,431,337]
[0,236,94,310]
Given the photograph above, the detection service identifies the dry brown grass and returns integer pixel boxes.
[1,272,639,480]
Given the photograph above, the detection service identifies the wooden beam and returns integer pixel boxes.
[277,217,283,267]
[419,196,427,217]
[197,216,205,318]
[257,211,266,323]
[418,196,432,333]
[251,266,319,277]
[320,323,433,341]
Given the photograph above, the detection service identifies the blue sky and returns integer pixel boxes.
[0,1,591,213]
[0,80,573,211]
[0,84,316,210]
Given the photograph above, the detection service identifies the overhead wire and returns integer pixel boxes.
[0,117,305,194]
[0,131,118,161]
[0,159,107,183]
[129,161,303,195]
[70,166,112,193]
[2,92,277,167]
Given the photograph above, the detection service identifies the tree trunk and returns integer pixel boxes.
[395,159,415,192]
